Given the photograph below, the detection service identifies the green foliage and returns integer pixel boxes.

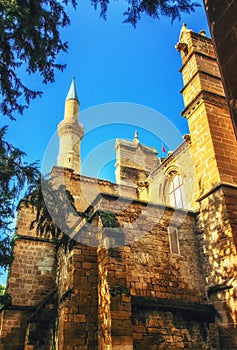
[29,175,78,248]
[0,282,11,308]
[0,282,5,295]
[98,210,120,228]
[0,0,76,120]
[0,125,77,269]
[92,0,200,26]
[0,126,39,269]
[0,125,78,271]
[109,285,129,296]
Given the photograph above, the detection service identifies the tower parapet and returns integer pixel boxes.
[57,77,84,174]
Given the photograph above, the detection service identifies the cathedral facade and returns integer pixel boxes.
[0,25,237,350]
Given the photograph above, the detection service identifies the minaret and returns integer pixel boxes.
[57,77,84,174]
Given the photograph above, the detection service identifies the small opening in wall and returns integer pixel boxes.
[168,226,180,255]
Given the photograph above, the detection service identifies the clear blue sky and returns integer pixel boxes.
[1,0,209,182]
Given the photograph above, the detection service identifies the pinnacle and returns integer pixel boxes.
[134,130,139,143]
[66,76,79,102]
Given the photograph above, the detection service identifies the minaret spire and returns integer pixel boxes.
[64,76,80,123]
[57,77,84,174]
[66,76,79,102]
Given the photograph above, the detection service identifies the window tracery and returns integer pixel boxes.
[166,171,186,209]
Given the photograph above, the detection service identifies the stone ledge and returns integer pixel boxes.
[1,305,35,311]
[14,234,55,244]
[196,181,237,202]
[132,296,216,322]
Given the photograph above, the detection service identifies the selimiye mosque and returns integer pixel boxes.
[1,24,237,350]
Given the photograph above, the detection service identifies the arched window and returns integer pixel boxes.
[168,174,186,209]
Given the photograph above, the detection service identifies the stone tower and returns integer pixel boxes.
[57,77,84,174]
[115,131,159,186]
[176,24,237,202]
[177,25,237,349]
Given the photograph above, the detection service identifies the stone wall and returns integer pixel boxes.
[0,309,31,350]
[197,185,237,349]
[92,194,205,302]
[143,138,196,210]
[0,186,220,349]
[0,203,56,350]
[97,243,133,350]
[0,167,137,350]
[132,299,218,350]
[56,243,98,350]
[51,166,138,213]
[80,193,217,349]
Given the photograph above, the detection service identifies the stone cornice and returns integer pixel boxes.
[180,69,222,95]
[179,50,217,73]
[14,234,55,244]
[132,296,216,321]
[181,90,228,119]
[196,182,237,202]
[82,192,197,219]
[51,166,136,192]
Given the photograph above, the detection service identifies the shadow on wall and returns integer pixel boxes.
[197,185,237,349]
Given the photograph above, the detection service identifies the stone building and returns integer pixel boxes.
[0,25,237,350]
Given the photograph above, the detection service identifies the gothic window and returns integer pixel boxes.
[168,226,180,255]
[168,174,186,209]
